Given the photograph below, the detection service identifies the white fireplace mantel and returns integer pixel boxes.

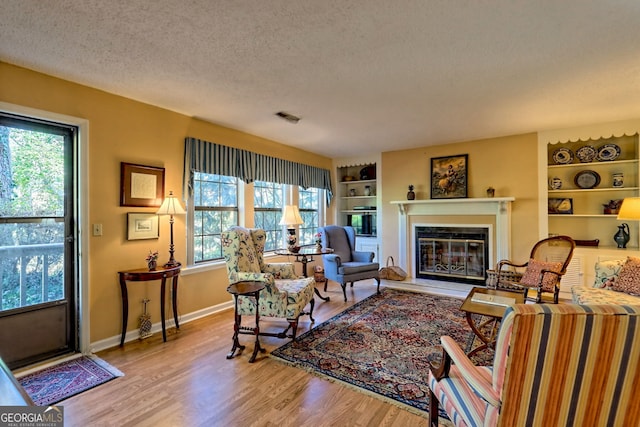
[390,197,515,273]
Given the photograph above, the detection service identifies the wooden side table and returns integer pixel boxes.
[226,281,266,363]
[118,265,181,346]
[460,287,524,357]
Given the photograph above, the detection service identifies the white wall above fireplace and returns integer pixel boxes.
[390,197,515,277]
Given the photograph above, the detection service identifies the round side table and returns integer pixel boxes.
[226,281,266,363]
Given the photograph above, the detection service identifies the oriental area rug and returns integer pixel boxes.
[270,288,491,418]
[18,355,124,406]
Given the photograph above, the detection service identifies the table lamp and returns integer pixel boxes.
[156,190,186,267]
[617,197,640,220]
[280,205,303,251]
[616,198,640,248]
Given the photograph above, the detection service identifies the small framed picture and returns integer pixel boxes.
[548,198,573,214]
[127,213,159,240]
[120,162,165,207]
[431,154,468,199]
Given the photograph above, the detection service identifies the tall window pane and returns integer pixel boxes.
[254,181,283,251]
[299,186,320,245]
[192,173,238,263]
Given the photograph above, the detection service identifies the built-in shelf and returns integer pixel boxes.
[340,196,376,199]
[548,187,638,193]
[336,162,379,253]
[548,159,638,169]
[339,179,376,185]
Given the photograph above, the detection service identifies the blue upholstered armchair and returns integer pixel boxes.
[318,225,380,302]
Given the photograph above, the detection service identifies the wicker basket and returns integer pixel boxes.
[486,269,524,291]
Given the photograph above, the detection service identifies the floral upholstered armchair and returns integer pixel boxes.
[222,226,316,339]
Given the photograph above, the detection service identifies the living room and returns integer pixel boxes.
[2,2,640,425]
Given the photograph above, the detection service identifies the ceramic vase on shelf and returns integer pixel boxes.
[407,185,415,200]
[614,223,630,248]
[613,173,624,187]
[364,185,371,196]
[147,260,157,271]
[548,177,562,190]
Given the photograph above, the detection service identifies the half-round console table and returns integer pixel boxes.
[118,265,181,346]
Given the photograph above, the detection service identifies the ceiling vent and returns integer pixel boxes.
[275,111,301,124]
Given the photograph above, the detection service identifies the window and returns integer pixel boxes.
[192,173,238,263]
[298,186,321,245]
[187,177,325,265]
[253,181,284,251]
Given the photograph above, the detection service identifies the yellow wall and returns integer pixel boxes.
[1,61,541,347]
[0,62,332,344]
[380,133,540,267]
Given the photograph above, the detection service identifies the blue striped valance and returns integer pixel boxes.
[183,137,333,201]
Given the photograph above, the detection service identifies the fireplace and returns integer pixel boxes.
[415,226,489,285]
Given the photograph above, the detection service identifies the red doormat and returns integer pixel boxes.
[18,355,123,406]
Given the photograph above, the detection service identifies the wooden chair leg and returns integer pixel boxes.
[429,389,439,427]
[308,298,315,322]
[341,283,347,302]
[289,319,298,340]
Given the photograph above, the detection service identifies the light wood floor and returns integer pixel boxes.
[58,280,472,427]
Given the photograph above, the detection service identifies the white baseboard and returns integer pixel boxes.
[90,300,234,353]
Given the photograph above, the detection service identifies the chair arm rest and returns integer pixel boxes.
[352,251,374,263]
[323,254,342,268]
[497,259,528,270]
[229,271,274,284]
[263,262,297,279]
[440,336,500,406]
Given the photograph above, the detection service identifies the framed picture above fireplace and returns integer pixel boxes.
[430,154,468,199]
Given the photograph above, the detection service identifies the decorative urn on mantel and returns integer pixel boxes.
[407,185,415,200]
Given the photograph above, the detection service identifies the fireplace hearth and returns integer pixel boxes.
[415,226,489,285]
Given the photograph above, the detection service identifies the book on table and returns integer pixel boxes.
[471,293,516,307]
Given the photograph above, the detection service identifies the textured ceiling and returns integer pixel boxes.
[2,1,640,158]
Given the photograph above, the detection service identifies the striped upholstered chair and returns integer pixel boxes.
[428,304,640,426]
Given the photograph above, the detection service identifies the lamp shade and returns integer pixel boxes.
[156,191,186,215]
[279,205,303,226]
[617,198,640,220]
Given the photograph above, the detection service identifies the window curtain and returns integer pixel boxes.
[183,137,333,202]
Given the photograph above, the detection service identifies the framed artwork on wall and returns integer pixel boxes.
[430,154,468,199]
[127,212,159,240]
[120,162,165,207]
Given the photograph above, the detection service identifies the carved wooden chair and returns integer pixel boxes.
[496,235,575,303]
[428,303,640,426]
[222,226,316,339]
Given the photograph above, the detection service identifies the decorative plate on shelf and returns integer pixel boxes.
[575,145,597,162]
[574,170,601,189]
[597,144,621,161]
[552,147,574,164]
